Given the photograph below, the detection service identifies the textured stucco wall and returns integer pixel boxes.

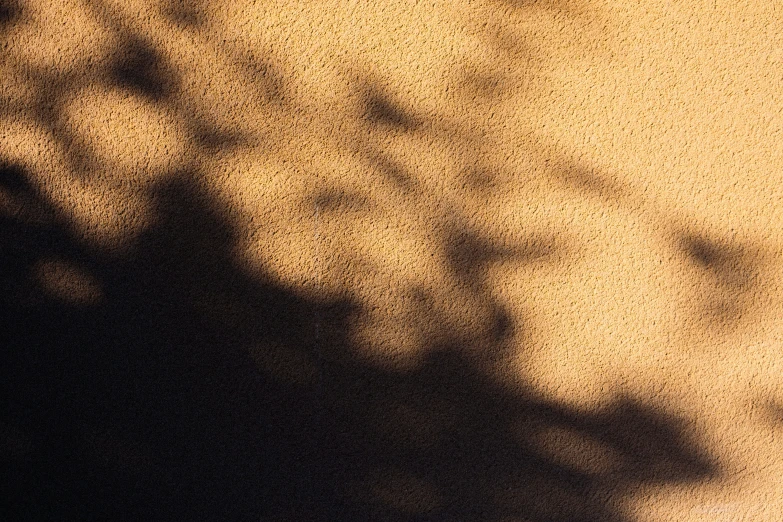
[2,0,782,520]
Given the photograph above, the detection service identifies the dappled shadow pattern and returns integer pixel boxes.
[7,0,772,518]
[2,166,718,521]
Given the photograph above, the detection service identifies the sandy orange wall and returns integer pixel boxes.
[2,0,783,520]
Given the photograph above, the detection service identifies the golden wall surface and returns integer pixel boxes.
[2,0,782,519]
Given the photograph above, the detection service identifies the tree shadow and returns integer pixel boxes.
[2,163,719,521]
[2,2,739,519]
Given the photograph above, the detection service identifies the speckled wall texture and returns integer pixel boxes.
[2,0,782,520]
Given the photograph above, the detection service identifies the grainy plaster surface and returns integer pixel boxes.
[2,0,783,520]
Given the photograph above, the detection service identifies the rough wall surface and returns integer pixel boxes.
[2,0,782,520]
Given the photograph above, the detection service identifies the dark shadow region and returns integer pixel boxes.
[110,37,178,102]
[2,165,720,521]
[0,0,21,27]
[364,87,422,131]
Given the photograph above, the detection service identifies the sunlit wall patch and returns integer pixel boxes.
[34,257,104,306]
